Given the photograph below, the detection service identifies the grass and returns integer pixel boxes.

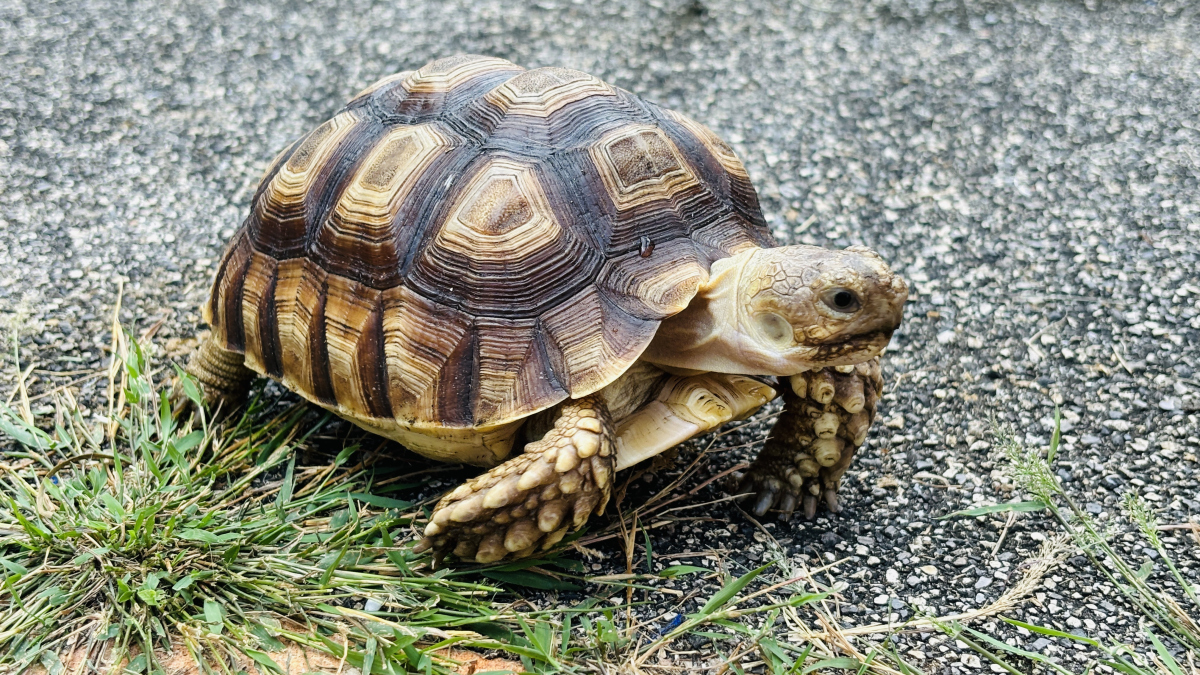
[0,330,565,674]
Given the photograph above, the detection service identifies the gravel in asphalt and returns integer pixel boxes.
[2,0,1198,671]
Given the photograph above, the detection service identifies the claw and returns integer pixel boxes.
[778,492,798,521]
[731,471,747,494]
[825,488,841,514]
[752,488,776,516]
[803,493,818,520]
[736,363,879,526]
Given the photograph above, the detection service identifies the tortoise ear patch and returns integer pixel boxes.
[590,125,700,211]
[484,67,616,117]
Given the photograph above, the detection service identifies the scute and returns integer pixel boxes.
[310,122,459,286]
[540,285,659,397]
[590,124,700,210]
[206,55,773,431]
[484,67,616,117]
[407,156,597,318]
[250,111,362,258]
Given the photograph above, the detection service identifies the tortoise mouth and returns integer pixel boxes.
[806,329,894,366]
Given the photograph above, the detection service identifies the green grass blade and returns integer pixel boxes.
[801,657,861,673]
[274,454,296,520]
[244,650,285,674]
[960,626,1076,675]
[1047,406,1061,462]
[699,561,774,615]
[1144,630,1184,675]
[939,501,1047,519]
[1000,617,1102,648]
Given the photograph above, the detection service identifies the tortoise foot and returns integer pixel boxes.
[417,395,615,565]
[735,463,846,522]
[171,332,254,421]
[735,361,883,522]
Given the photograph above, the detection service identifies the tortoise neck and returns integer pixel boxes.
[640,247,760,373]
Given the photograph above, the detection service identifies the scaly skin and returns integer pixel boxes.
[415,395,615,565]
[737,358,884,520]
[172,332,255,417]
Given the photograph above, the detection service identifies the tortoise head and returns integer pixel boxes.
[642,245,908,376]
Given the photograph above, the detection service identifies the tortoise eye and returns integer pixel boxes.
[822,288,861,314]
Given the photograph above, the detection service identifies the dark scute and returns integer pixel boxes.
[365,69,523,129]
[436,323,478,427]
[257,263,283,378]
[607,131,683,189]
[460,177,535,235]
[308,141,480,290]
[302,119,388,247]
[250,119,386,260]
[360,134,417,189]
[648,100,770,235]
[470,88,650,151]
[251,137,302,206]
[217,232,253,352]
[306,283,336,406]
[403,152,604,319]
[357,302,393,418]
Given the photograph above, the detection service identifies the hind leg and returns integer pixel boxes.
[416,394,616,564]
[737,359,884,520]
[173,332,256,417]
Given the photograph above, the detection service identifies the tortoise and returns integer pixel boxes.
[181,54,908,564]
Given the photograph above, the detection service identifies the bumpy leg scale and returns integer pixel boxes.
[416,394,615,564]
[172,332,256,417]
[736,359,883,520]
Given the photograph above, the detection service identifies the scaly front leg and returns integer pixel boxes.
[737,359,884,520]
[416,395,615,565]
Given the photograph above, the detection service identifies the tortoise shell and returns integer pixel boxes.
[205,54,774,430]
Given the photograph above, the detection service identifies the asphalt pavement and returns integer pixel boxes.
[2,0,1198,671]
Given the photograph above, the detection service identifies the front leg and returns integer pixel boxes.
[416,395,615,564]
[738,359,884,520]
[612,373,777,471]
